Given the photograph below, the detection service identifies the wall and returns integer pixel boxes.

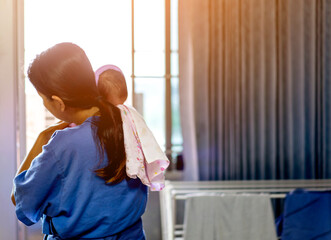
[0,0,21,239]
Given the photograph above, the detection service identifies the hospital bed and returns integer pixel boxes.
[159,179,331,240]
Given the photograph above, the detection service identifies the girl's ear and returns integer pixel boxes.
[51,95,66,112]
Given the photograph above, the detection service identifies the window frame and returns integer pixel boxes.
[131,0,180,162]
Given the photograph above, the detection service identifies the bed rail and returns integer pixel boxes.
[159,180,331,240]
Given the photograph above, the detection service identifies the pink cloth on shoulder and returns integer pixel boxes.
[118,104,169,191]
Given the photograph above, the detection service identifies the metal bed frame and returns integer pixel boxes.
[159,179,331,240]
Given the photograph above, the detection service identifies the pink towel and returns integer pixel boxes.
[118,104,169,191]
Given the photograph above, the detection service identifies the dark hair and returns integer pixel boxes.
[28,42,126,184]
[98,69,128,105]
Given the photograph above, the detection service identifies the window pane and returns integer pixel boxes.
[134,0,165,51]
[134,51,165,77]
[171,52,179,76]
[25,88,55,151]
[124,74,133,105]
[171,145,183,166]
[134,78,165,148]
[171,77,182,145]
[25,0,132,73]
[172,145,183,154]
[171,0,178,51]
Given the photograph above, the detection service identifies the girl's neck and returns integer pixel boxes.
[70,106,100,125]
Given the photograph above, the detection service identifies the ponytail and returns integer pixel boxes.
[94,96,126,184]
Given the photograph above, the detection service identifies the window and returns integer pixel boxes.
[132,0,183,161]
[25,0,182,159]
[25,0,133,151]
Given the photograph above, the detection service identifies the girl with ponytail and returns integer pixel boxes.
[11,43,147,240]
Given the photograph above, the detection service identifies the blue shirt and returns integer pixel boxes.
[14,117,148,239]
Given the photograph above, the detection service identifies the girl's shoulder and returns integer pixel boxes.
[46,117,96,154]
[53,117,94,139]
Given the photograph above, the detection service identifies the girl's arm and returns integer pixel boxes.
[11,121,69,205]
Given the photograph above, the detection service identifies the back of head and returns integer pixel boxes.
[95,64,128,105]
[28,42,98,108]
[98,69,128,105]
[28,42,126,184]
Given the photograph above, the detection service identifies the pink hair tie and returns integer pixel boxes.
[95,64,123,85]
